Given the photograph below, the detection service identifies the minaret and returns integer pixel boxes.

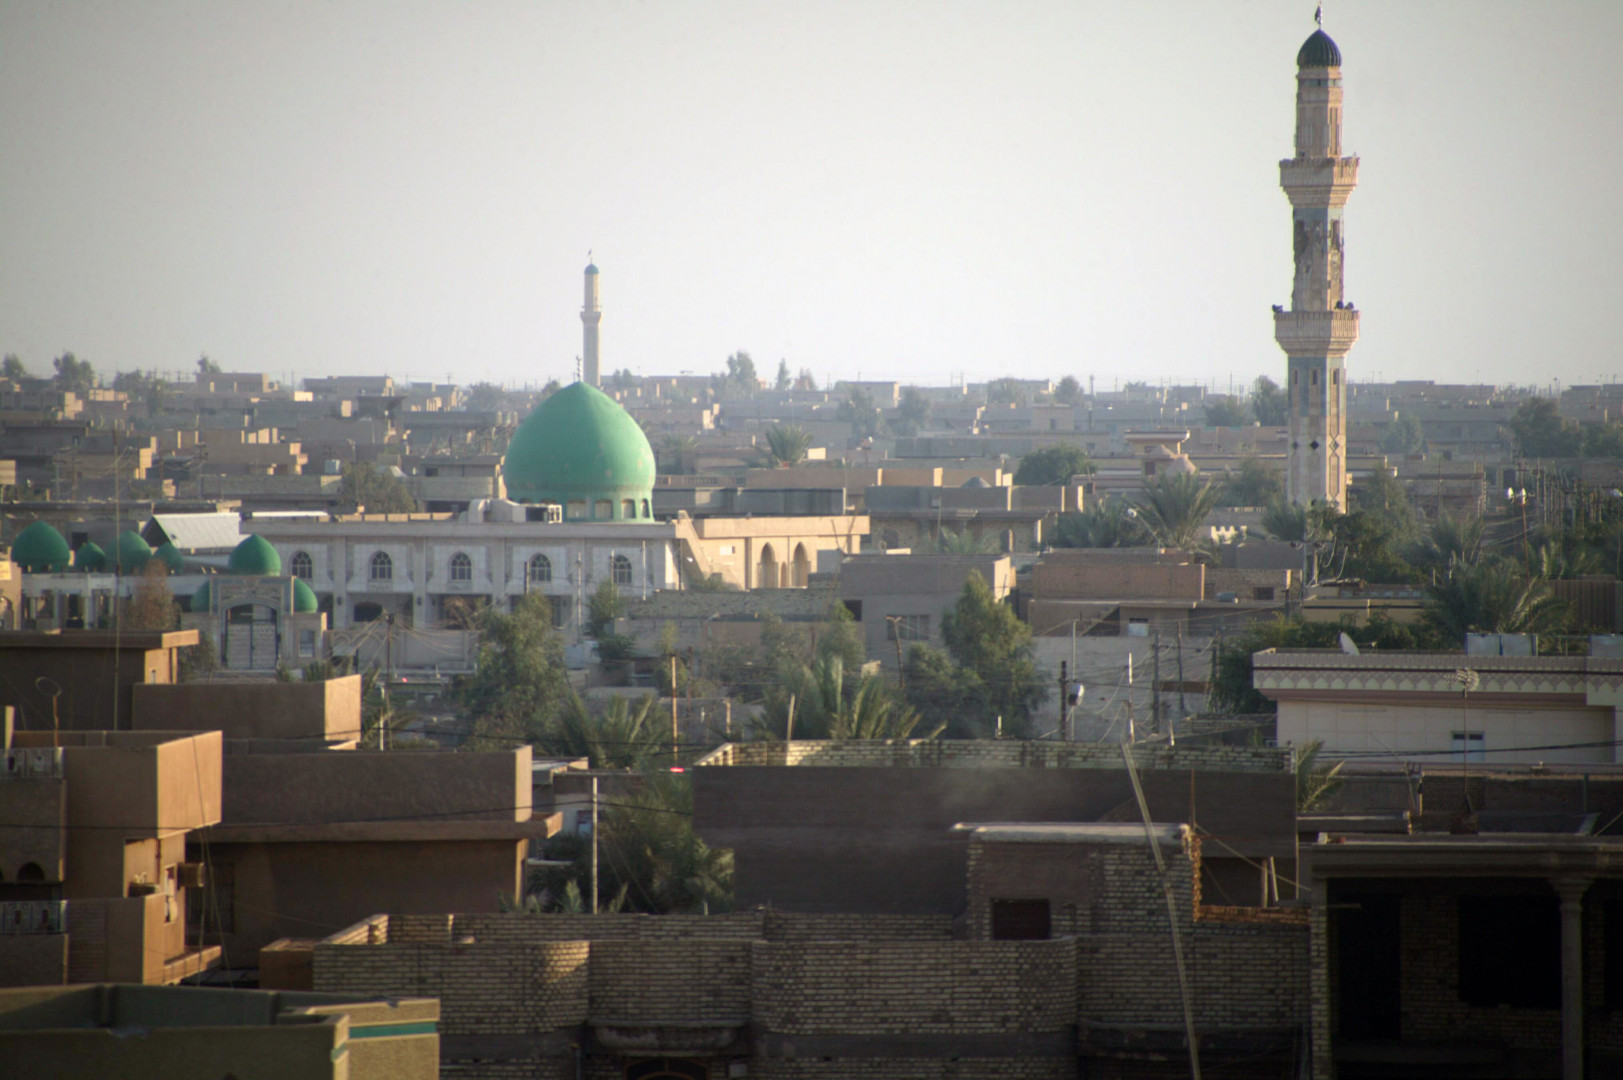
[581,258,602,387]
[1276,23,1358,510]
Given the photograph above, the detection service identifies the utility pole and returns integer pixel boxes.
[1176,626,1187,722]
[670,654,679,761]
[1151,631,1163,736]
[1058,662,1069,742]
[589,774,599,914]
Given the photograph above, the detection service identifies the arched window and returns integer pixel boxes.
[641,499,651,518]
[528,554,552,584]
[612,554,633,586]
[449,552,472,582]
[369,551,393,582]
[622,499,635,519]
[290,551,314,580]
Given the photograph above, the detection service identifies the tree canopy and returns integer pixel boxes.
[52,352,96,394]
[1216,457,1284,508]
[341,461,418,514]
[1053,375,1083,406]
[457,593,570,747]
[1132,472,1219,549]
[1203,396,1250,428]
[836,386,886,441]
[1250,376,1288,426]
[1013,443,1095,486]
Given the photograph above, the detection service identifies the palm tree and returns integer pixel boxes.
[1132,472,1220,549]
[601,769,733,913]
[1422,556,1570,645]
[828,677,940,740]
[1295,739,1345,811]
[1412,513,1484,568]
[764,424,814,467]
[1052,497,1149,549]
[756,655,939,741]
[937,528,998,554]
[546,692,667,769]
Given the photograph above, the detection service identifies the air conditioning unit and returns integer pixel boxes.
[177,863,206,889]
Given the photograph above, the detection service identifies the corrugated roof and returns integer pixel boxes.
[143,512,243,553]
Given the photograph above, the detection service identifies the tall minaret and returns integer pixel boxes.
[581,257,602,387]
[1276,23,1358,510]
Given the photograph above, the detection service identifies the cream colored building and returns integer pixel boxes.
[1255,650,1623,764]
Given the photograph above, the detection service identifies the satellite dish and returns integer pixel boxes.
[1338,632,1360,656]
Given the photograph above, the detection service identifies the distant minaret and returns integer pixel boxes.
[1277,22,1358,510]
[581,257,602,387]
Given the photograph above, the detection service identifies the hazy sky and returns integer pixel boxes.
[2,1,1619,392]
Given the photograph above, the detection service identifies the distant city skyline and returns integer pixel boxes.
[2,1,1619,392]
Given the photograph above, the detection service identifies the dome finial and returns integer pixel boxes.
[1314,4,1322,27]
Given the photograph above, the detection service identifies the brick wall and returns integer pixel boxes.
[698,739,1291,773]
[751,939,1077,1035]
[762,912,956,941]
[590,939,751,1021]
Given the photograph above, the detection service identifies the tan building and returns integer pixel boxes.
[0,726,223,987]
[1255,649,1623,764]
[837,553,1011,667]
[0,629,196,733]
[0,983,437,1080]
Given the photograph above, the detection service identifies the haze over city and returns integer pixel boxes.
[3,1,1620,389]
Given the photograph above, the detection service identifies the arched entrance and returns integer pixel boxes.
[224,603,279,670]
[757,543,778,590]
[625,1058,708,1080]
[791,543,810,588]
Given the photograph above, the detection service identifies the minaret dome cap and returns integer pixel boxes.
[585,263,599,275]
[1297,28,1342,68]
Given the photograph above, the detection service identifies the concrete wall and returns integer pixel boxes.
[1031,552,1204,601]
[132,676,362,744]
[1278,699,1619,765]
[0,630,195,732]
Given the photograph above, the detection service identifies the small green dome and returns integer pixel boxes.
[585,263,599,275]
[1297,28,1341,68]
[293,578,319,613]
[73,541,108,572]
[502,381,656,520]
[191,579,212,613]
[154,541,185,573]
[115,530,151,573]
[228,534,282,576]
[13,521,72,572]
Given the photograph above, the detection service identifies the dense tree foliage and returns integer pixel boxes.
[1052,375,1083,406]
[1132,472,1220,549]
[764,424,813,467]
[985,377,1027,407]
[1381,414,1425,454]
[1217,457,1284,508]
[1013,443,1095,486]
[1250,375,1288,426]
[52,352,97,394]
[1203,396,1250,428]
[1051,498,1148,549]
[341,462,418,513]
[457,593,570,747]
[893,387,931,436]
[836,386,886,441]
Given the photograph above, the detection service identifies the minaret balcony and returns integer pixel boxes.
[1279,157,1360,206]
[1273,309,1360,355]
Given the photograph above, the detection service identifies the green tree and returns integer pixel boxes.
[341,462,418,513]
[902,644,993,738]
[598,770,733,914]
[774,359,792,392]
[764,424,814,467]
[1381,414,1425,454]
[715,352,758,397]
[1209,614,1432,714]
[2,355,29,380]
[1422,556,1568,645]
[610,368,637,391]
[1410,514,1484,569]
[196,354,221,375]
[940,571,1045,736]
[1510,399,1583,458]
[1051,498,1148,549]
[836,386,886,440]
[894,387,931,437]
[1218,457,1284,508]
[1203,396,1250,428]
[1132,472,1219,549]
[52,352,96,394]
[585,581,624,640]
[125,562,178,631]
[456,593,570,746]
[985,377,1027,407]
[757,655,934,741]
[1582,422,1623,459]
[545,691,668,769]
[1013,443,1096,486]
[1260,497,1315,543]
[936,528,998,554]
[1296,740,1346,812]
[1053,375,1083,406]
[1250,375,1288,426]
[465,382,505,410]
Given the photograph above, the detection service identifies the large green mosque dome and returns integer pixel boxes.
[228,534,282,575]
[502,381,655,521]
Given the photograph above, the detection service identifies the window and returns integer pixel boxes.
[641,499,651,518]
[622,499,635,519]
[298,630,316,657]
[566,500,586,519]
[528,554,552,584]
[369,551,393,582]
[1253,586,1276,601]
[612,554,633,586]
[1451,731,1485,762]
[1127,618,1150,638]
[843,600,862,621]
[291,551,314,580]
[886,614,930,641]
[991,899,1051,940]
[449,552,472,582]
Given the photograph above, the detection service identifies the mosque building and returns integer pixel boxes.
[1276,23,1359,510]
[249,261,866,638]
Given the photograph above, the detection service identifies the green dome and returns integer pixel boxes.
[115,530,151,573]
[1297,28,1341,68]
[293,578,319,613]
[154,541,185,573]
[502,381,656,520]
[13,521,71,573]
[73,541,108,572]
[191,579,212,613]
[228,534,282,576]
